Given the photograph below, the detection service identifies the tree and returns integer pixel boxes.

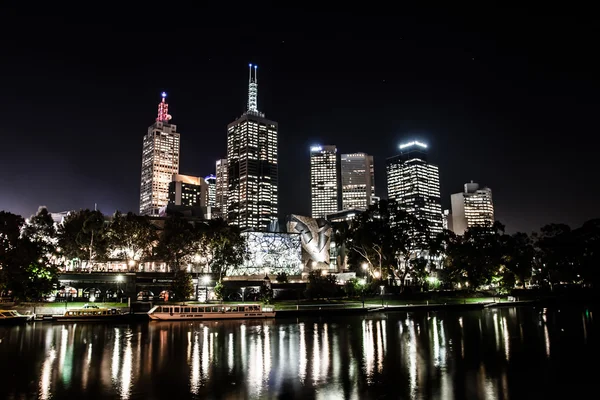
[574,219,600,286]
[444,222,507,290]
[108,211,157,268]
[276,272,288,283]
[22,207,57,257]
[260,282,274,304]
[503,232,535,288]
[1,211,58,301]
[172,269,194,301]
[535,223,576,288]
[57,209,108,270]
[0,212,25,294]
[197,219,247,281]
[154,216,198,272]
[304,272,338,300]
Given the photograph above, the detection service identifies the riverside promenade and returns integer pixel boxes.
[3,297,544,322]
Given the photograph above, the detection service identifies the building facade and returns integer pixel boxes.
[205,174,216,208]
[229,232,302,276]
[215,159,228,216]
[386,141,443,239]
[168,174,207,208]
[139,93,180,216]
[450,181,494,235]
[310,145,339,218]
[341,152,375,210]
[227,64,278,231]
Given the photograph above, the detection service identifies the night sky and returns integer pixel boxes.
[0,6,597,234]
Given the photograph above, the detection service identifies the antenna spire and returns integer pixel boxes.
[247,63,258,114]
[157,92,172,122]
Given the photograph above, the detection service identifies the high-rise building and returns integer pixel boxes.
[139,93,180,216]
[450,181,494,235]
[310,145,339,218]
[168,174,207,208]
[215,159,228,216]
[227,64,278,231]
[341,152,375,210]
[386,140,443,239]
[205,174,216,208]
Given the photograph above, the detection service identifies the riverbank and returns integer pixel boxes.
[1,298,552,322]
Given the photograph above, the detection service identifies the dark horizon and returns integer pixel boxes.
[1,6,598,234]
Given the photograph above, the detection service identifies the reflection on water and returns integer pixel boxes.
[0,307,597,399]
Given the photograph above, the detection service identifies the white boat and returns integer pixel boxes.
[0,309,33,325]
[54,305,126,322]
[148,304,276,320]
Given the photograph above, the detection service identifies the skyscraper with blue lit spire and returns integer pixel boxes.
[226,64,278,231]
[139,92,181,216]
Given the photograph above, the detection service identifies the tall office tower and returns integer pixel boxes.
[310,145,339,218]
[168,174,207,207]
[340,152,375,210]
[450,181,494,235]
[205,175,216,208]
[227,64,278,231]
[139,92,180,216]
[215,159,228,216]
[386,140,443,239]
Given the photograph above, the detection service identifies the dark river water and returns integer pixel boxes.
[0,306,596,399]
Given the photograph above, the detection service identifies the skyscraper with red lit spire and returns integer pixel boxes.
[139,92,180,216]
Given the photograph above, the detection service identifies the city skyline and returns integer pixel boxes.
[0,8,598,233]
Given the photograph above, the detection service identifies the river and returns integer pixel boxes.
[0,306,596,399]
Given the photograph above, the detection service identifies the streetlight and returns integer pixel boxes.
[380,285,384,307]
[362,263,369,283]
[202,276,211,303]
[194,254,201,300]
[359,278,366,308]
[116,275,124,302]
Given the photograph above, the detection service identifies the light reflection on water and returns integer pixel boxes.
[0,307,596,399]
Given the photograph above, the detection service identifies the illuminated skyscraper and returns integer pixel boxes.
[139,93,180,216]
[341,152,375,210]
[215,159,228,216]
[205,174,216,208]
[386,141,443,239]
[310,145,339,218]
[450,181,495,235]
[227,64,278,231]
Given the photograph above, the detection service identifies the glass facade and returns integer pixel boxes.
[386,143,443,240]
[341,152,375,210]
[310,145,339,218]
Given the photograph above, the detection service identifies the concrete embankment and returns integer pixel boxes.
[275,300,541,318]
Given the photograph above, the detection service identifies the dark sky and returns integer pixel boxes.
[0,6,598,234]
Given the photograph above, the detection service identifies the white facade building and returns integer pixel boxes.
[386,141,443,240]
[215,159,228,216]
[341,152,375,210]
[205,174,216,208]
[450,181,494,235]
[139,93,180,216]
[227,64,278,231]
[310,145,339,218]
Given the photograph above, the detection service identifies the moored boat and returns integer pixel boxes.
[148,304,276,320]
[0,309,33,325]
[54,305,126,322]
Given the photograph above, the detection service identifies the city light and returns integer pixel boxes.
[161,92,167,98]
[399,140,427,149]
[310,146,322,152]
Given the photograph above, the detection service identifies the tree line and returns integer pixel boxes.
[0,208,247,301]
[335,200,600,292]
